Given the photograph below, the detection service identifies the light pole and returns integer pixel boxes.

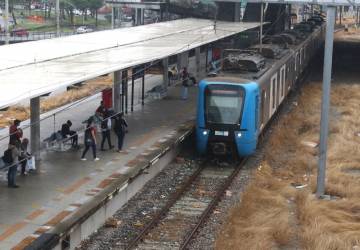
[316,5,336,198]
[5,0,9,44]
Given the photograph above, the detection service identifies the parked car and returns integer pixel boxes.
[10,28,29,37]
[76,26,93,34]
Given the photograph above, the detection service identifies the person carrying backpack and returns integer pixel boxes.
[81,118,99,161]
[3,140,20,188]
[113,112,128,152]
[100,110,114,151]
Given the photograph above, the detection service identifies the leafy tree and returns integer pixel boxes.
[88,0,103,26]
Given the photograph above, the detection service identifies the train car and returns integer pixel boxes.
[196,16,325,157]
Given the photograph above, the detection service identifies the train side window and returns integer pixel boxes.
[270,73,277,116]
[260,90,266,129]
[280,65,286,102]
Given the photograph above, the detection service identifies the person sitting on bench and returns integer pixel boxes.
[61,120,78,148]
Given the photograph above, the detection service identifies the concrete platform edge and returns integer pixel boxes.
[24,124,194,250]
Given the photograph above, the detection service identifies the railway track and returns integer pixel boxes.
[124,158,248,250]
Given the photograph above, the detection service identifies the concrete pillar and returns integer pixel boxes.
[195,47,201,78]
[162,57,169,87]
[113,70,121,114]
[234,2,241,22]
[177,52,189,72]
[135,8,142,26]
[118,7,122,27]
[141,9,144,25]
[30,97,40,168]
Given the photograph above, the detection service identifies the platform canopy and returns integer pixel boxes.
[245,0,360,6]
[0,18,260,109]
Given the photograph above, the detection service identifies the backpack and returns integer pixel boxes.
[84,128,94,145]
[3,149,13,164]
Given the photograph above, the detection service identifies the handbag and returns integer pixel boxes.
[26,156,36,171]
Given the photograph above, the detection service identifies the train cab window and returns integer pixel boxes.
[205,85,244,125]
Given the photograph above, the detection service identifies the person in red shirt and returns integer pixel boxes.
[9,119,23,145]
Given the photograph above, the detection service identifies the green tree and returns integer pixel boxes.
[88,0,103,26]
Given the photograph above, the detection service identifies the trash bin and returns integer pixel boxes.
[102,88,112,109]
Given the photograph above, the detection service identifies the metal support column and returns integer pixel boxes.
[162,57,169,88]
[111,6,115,29]
[131,75,135,112]
[316,5,336,198]
[5,0,9,45]
[113,70,121,114]
[205,45,209,73]
[125,73,128,114]
[121,70,128,113]
[141,75,145,106]
[195,47,201,79]
[30,97,41,170]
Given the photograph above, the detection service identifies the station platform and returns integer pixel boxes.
[0,84,197,250]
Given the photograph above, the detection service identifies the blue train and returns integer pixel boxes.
[196,16,325,157]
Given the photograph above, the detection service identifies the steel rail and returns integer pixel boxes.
[124,159,208,250]
[179,157,248,250]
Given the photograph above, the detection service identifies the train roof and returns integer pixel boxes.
[203,75,253,84]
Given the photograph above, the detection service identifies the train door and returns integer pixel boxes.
[269,73,277,116]
[279,65,286,103]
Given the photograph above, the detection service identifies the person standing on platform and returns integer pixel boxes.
[114,112,128,153]
[4,140,20,188]
[81,118,99,161]
[100,110,114,151]
[9,119,23,145]
[181,67,189,100]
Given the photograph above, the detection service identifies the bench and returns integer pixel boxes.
[43,131,82,152]
[147,85,167,100]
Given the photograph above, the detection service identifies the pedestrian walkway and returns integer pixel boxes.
[0,83,197,249]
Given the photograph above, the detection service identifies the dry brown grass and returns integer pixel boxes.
[0,76,112,128]
[215,82,360,250]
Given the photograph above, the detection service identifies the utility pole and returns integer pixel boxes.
[260,2,264,52]
[316,5,336,198]
[5,0,9,45]
[56,0,60,37]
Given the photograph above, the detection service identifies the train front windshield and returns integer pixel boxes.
[205,85,244,125]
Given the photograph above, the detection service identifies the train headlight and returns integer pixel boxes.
[203,131,208,136]
[237,132,242,138]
